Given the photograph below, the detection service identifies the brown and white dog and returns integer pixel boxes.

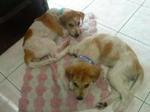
[23,8,84,68]
[56,33,144,112]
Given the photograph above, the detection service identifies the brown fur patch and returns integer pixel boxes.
[24,49,35,64]
[23,29,32,45]
[65,62,100,82]
[37,13,64,36]
[94,36,119,61]
[59,11,84,26]
[101,42,113,58]
[93,38,102,53]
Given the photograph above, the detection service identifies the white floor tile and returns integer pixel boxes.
[97,23,117,35]
[120,7,150,47]
[139,103,150,112]
[8,64,26,90]
[145,93,150,105]
[84,0,139,30]
[127,0,145,4]
[0,39,24,76]
[117,34,150,100]
[0,102,18,112]
[143,0,150,8]
[48,0,94,11]
[0,80,20,111]
[0,73,5,82]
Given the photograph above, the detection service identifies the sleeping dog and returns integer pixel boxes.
[56,33,144,112]
[23,8,84,68]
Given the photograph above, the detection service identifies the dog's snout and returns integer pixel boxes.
[76,96,83,100]
[75,33,79,37]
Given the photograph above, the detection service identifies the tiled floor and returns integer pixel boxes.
[0,0,150,112]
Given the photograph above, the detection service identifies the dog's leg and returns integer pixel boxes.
[106,63,134,112]
[57,38,70,52]
[28,57,57,68]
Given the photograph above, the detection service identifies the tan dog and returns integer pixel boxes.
[57,33,144,112]
[23,8,84,68]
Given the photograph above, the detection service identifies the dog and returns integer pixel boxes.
[23,8,84,68]
[56,33,144,112]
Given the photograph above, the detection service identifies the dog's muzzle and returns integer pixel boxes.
[76,96,83,100]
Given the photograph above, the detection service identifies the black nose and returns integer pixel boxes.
[76,96,83,100]
[74,33,79,37]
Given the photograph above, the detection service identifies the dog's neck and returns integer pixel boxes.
[71,53,95,65]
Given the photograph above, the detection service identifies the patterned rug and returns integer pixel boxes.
[19,13,110,112]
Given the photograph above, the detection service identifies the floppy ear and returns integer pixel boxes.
[65,67,73,81]
[59,15,66,27]
[78,11,85,21]
[90,65,101,82]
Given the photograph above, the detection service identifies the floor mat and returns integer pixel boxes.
[19,12,110,112]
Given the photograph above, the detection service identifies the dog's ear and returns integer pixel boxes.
[65,66,73,81]
[90,65,101,82]
[59,15,67,27]
[77,11,85,21]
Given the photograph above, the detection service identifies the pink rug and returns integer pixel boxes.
[19,13,110,112]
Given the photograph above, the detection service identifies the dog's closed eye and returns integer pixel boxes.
[73,82,79,87]
[77,21,80,26]
[84,84,89,88]
[68,23,74,27]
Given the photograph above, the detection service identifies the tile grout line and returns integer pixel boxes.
[6,77,21,92]
[0,71,7,83]
[0,71,21,92]
[0,61,24,79]
[7,61,24,77]
[138,91,150,112]
[135,96,150,106]
[82,0,96,11]
[116,5,143,34]
[135,96,145,102]
[117,0,146,34]
[97,22,118,32]
[118,32,150,48]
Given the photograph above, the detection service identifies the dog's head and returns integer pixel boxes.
[59,10,84,38]
[65,62,101,100]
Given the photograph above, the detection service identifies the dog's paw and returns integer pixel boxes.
[96,102,108,109]
[48,50,57,58]
[69,45,79,55]
[48,57,58,63]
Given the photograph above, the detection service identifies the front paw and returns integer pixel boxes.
[67,45,78,55]
[96,102,108,109]
[48,57,58,63]
[49,50,57,58]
